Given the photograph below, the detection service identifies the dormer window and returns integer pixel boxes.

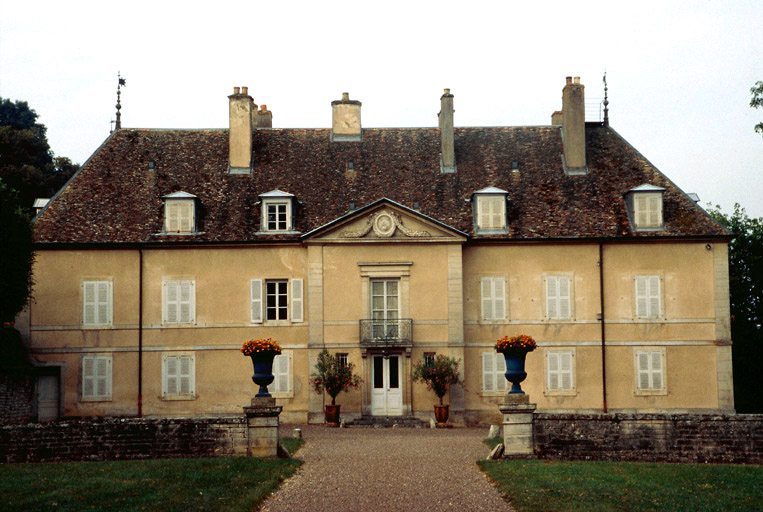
[626,185,665,231]
[260,190,296,233]
[163,192,197,234]
[472,187,509,234]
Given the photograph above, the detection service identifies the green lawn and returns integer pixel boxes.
[0,438,305,512]
[478,459,763,512]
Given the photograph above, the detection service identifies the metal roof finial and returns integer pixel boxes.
[112,72,126,133]
[602,71,609,126]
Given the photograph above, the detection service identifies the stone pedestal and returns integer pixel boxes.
[243,397,283,457]
[499,393,536,455]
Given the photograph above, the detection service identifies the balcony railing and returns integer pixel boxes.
[359,319,412,346]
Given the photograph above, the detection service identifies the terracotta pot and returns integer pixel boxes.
[434,404,449,425]
[325,404,341,425]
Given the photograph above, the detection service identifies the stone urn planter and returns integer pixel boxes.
[496,334,537,395]
[433,404,450,425]
[241,338,282,398]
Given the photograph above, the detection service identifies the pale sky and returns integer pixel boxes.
[2,0,761,217]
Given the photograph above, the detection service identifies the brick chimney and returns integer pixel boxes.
[229,86,254,173]
[331,92,362,141]
[561,76,586,173]
[254,104,272,128]
[439,88,456,173]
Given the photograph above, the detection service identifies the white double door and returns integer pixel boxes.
[371,355,403,416]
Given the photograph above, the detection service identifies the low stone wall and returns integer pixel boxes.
[0,375,36,426]
[534,413,763,464]
[0,417,247,463]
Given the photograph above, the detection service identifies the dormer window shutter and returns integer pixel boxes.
[627,185,665,231]
[163,192,197,234]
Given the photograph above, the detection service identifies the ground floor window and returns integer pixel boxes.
[481,352,507,393]
[162,353,195,399]
[81,355,112,400]
[634,347,666,395]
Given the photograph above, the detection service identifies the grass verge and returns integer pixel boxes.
[478,459,763,511]
[282,436,305,455]
[0,455,302,512]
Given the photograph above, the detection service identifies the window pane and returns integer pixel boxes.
[389,357,399,389]
[373,357,383,388]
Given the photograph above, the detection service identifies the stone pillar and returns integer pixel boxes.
[499,393,536,455]
[243,397,283,457]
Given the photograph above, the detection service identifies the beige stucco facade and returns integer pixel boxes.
[23,202,734,425]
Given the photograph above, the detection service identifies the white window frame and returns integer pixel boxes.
[544,349,576,396]
[271,350,293,397]
[250,278,304,324]
[82,279,113,327]
[634,275,662,320]
[164,199,195,234]
[476,195,506,231]
[633,193,663,229]
[481,351,507,395]
[81,354,112,401]
[634,347,667,395]
[544,274,573,320]
[481,276,507,321]
[162,279,196,325]
[162,353,196,400]
[262,199,291,232]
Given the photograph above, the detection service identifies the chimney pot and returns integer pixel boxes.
[242,86,248,95]
[342,92,350,101]
[260,104,267,111]
[573,77,580,85]
[565,76,572,85]
[444,88,450,95]
[234,86,241,94]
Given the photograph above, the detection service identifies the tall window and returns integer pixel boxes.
[481,352,507,393]
[476,195,506,231]
[251,278,304,324]
[163,280,195,324]
[481,277,507,321]
[81,355,112,400]
[371,279,399,338]
[162,353,195,399]
[634,348,666,394]
[635,275,661,319]
[546,350,575,394]
[83,280,112,326]
[545,275,572,320]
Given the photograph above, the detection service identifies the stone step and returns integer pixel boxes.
[347,416,428,428]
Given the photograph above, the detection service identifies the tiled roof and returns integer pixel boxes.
[33,124,728,244]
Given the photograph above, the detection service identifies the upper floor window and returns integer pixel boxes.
[163,279,196,325]
[635,275,662,320]
[626,185,665,231]
[481,276,507,321]
[472,187,509,234]
[163,192,197,234]
[251,278,304,324]
[82,280,112,326]
[260,190,296,233]
[545,274,572,320]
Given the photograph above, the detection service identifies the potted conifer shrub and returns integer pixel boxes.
[412,354,461,426]
[310,349,362,425]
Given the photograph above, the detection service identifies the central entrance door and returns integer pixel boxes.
[371,355,402,416]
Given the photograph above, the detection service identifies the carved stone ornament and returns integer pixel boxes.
[340,210,430,238]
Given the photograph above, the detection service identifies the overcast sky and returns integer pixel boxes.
[2,1,761,217]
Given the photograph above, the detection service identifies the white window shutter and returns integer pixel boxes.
[637,352,650,390]
[651,352,663,390]
[274,353,290,393]
[495,354,507,391]
[179,281,192,324]
[559,277,571,318]
[560,352,573,390]
[482,352,494,392]
[548,352,559,390]
[494,278,506,320]
[166,203,178,232]
[179,356,192,395]
[165,355,178,396]
[291,279,304,323]
[636,196,648,226]
[83,282,96,325]
[648,196,660,226]
[546,277,558,318]
[491,198,503,228]
[83,357,95,397]
[251,279,263,323]
[648,276,661,318]
[635,276,648,317]
[179,202,192,232]
[166,281,178,324]
[478,198,488,229]
[481,278,492,319]
[95,357,109,397]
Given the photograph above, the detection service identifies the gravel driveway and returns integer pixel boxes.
[259,425,514,512]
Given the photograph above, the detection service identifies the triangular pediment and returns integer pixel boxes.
[304,198,466,243]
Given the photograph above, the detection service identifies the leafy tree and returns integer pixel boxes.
[309,349,362,405]
[708,204,763,413]
[751,81,763,135]
[0,98,78,213]
[0,179,34,323]
[412,354,461,405]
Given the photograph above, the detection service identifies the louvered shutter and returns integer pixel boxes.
[636,196,648,226]
[548,352,560,390]
[481,278,492,319]
[179,356,192,395]
[635,276,648,318]
[560,352,573,390]
[95,357,110,397]
[491,198,503,228]
[166,281,178,323]
[291,279,304,323]
[648,196,660,226]
[482,352,495,391]
[546,277,558,318]
[494,278,506,320]
[166,203,179,232]
[274,353,290,393]
[478,198,488,229]
[558,277,571,318]
[179,281,193,323]
[648,276,660,318]
[179,202,192,232]
[496,354,507,391]
[96,281,110,325]
[637,352,650,390]
[651,352,663,390]
[83,282,96,324]
[83,356,95,397]
[251,279,263,323]
[165,355,178,396]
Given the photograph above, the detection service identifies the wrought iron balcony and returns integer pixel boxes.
[359,319,413,347]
